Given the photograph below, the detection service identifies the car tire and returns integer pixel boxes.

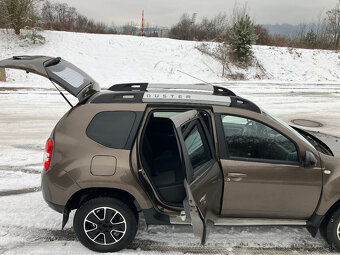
[326,209,340,251]
[73,197,137,252]
[319,218,329,244]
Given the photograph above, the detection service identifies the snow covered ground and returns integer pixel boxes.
[0,30,340,254]
[2,29,340,85]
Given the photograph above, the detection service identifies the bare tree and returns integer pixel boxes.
[196,13,228,41]
[325,0,340,49]
[169,13,195,40]
[254,25,271,45]
[41,1,77,30]
[0,5,8,27]
[0,0,40,34]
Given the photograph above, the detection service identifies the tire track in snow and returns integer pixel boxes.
[0,186,41,196]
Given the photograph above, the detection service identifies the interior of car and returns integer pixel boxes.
[221,115,298,162]
[141,111,185,205]
[140,110,213,206]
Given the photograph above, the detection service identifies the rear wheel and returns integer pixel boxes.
[326,209,340,251]
[73,197,137,252]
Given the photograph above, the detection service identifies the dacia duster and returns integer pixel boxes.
[1,56,340,253]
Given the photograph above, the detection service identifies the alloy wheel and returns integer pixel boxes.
[83,207,127,245]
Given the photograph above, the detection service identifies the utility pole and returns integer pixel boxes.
[141,10,144,36]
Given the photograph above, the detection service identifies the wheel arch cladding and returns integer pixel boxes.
[66,187,140,216]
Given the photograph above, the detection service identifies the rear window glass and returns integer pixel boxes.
[86,111,136,149]
[45,59,95,94]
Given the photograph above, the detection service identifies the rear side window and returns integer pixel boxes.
[87,111,136,149]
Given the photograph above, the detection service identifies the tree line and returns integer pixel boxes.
[1,0,340,51]
[169,1,340,51]
[0,0,163,37]
[0,0,117,34]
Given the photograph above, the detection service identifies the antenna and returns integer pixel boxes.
[177,70,214,86]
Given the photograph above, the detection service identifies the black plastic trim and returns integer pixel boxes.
[291,126,334,156]
[91,91,145,103]
[125,111,144,149]
[108,83,149,91]
[45,199,64,213]
[230,96,261,114]
[213,86,236,96]
[142,208,171,225]
[306,213,325,237]
[214,113,228,159]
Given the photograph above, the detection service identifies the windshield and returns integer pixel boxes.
[262,110,314,148]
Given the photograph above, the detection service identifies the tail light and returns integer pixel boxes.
[43,138,53,170]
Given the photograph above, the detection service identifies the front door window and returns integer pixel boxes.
[221,115,299,163]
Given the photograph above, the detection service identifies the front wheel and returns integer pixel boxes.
[326,209,340,251]
[73,197,137,252]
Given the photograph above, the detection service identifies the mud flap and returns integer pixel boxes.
[184,180,207,245]
[61,208,70,230]
[306,213,325,237]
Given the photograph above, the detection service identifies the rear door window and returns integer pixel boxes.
[183,122,212,178]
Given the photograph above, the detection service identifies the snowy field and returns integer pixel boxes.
[2,29,340,84]
[0,30,340,254]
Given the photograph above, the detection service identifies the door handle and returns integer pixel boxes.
[208,176,219,183]
[228,172,247,177]
[226,172,247,182]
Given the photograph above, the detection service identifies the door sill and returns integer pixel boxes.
[170,216,307,226]
[214,218,307,226]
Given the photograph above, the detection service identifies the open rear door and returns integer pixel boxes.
[0,56,100,101]
[170,110,224,244]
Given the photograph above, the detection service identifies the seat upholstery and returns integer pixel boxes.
[141,116,185,204]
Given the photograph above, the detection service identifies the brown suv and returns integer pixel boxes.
[1,56,340,253]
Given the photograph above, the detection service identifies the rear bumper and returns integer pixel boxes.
[45,199,64,213]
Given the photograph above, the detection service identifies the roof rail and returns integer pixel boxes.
[105,82,261,113]
[213,86,236,96]
[108,82,236,96]
[230,96,261,114]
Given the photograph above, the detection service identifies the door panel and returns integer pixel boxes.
[170,110,223,244]
[216,113,322,219]
[221,159,322,218]
[189,160,224,218]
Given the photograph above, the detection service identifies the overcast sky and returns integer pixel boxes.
[57,0,338,27]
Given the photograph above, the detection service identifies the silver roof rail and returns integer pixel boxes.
[97,83,261,113]
[108,82,236,97]
[143,91,231,106]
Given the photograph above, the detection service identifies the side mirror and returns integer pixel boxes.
[304,151,317,169]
